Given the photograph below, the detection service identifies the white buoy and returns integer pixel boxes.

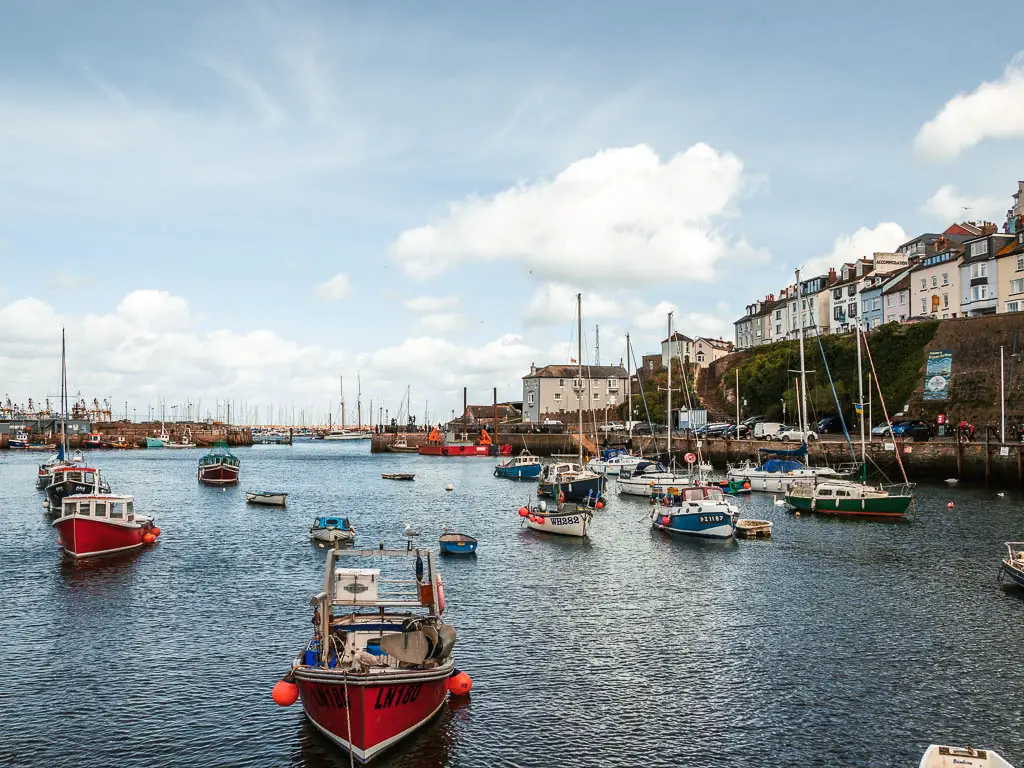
[945,478,959,485]
[998,492,1006,497]
[445,483,454,492]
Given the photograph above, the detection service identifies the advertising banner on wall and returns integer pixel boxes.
[923,349,953,401]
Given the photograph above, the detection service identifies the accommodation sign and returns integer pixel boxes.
[923,349,953,401]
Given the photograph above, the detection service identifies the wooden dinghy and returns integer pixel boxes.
[735,519,773,538]
[382,473,416,481]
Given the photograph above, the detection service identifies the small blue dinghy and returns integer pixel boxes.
[439,529,478,555]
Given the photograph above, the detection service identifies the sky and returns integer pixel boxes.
[2,0,1024,424]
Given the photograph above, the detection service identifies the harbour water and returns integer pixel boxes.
[1,443,1022,767]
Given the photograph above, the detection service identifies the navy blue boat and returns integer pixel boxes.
[494,450,542,480]
[537,461,605,502]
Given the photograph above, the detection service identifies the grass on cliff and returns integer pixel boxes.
[726,320,941,425]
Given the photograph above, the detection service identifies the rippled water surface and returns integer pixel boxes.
[1,442,1023,768]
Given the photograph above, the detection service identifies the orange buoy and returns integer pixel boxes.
[558,491,565,503]
[947,502,954,509]
[596,501,604,510]
[743,482,751,489]
[436,573,445,613]
[272,680,299,706]
[151,526,161,537]
[518,506,529,517]
[143,532,156,544]
[448,671,473,696]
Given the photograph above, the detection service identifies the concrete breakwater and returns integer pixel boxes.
[373,431,1024,488]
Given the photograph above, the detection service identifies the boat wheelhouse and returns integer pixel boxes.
[784,478,914,517]
[650,485,738,539]
[999,542,1024,589]
[45,466,111,512]
[494,450,542,479]
[385,438,418,454]
[282,545,459,763]
[8,431,29,449]
[198,444,240,485]
[52,494,158,558]
[37,452,79,489]
[310,516,356,544]
[82,433,106,449]
[537,461,604,502]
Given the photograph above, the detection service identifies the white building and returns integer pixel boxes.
[521,363,630,423]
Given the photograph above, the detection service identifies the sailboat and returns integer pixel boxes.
[536,293,605,504]
[785,317,914,517]
[726,268,850,493]
[324,376,371,440]
[617,312,694,497]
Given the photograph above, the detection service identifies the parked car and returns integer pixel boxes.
[817,415,845,434]
[742,415,767,428]
[887,419,933,441]
[726,423,750,438]
[778,425,818,442]
[633,423,666,435]
[754,421,784,440]
[598,422,626,433]
[695,423,734,437]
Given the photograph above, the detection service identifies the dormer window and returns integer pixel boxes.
[970,240,989,258]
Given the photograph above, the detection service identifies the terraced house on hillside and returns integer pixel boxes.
[960,230,1015,317]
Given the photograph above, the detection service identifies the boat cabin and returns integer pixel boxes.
[504,452,541,468]
[313,516,353,531]
[654,485,727,504]
[61,495,136,521]
[51,467,101,485]
[199,450,240,468]
[621,460,666,479]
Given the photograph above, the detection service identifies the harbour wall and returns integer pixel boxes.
[0,421,252,448]
[373,431,1024,488]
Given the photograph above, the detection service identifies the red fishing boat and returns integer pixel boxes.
[274,545,472,763]
[198,443,240,485]
[82,433,106,449]
[417,427,511,457]
[52,494,160,558]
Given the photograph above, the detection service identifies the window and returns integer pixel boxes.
[931,276,938,288]
[527,393,535,405]
[696,352,705,363]
[942,272,949,285]
[1011,278,1024,294]
[971,285,989,301]
[1007,301,1022,313]
[848,303,857,317]
[872,298,881,310]
[970,240,989,257]
[608,378,618,388]
[833,307,842,320]
[1017,256,1024,272]
[94,504,106,518]
[920,278,927,291]
[847,285,856,296]
[558,379,564,387]
[921,298,926,313]
[861,299,869,313]
[775,309,782,320]
[552,392,561,401]
[833,289,842,300]
[970,262,988,279]
[943,294,949,309]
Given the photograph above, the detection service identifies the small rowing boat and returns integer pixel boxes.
[999,542,1024,589]
[735,519,773,538]
[382,473,415,481]
[919,745,1015,767]
[246,490,288,507]
[310,516,355,544]
[439,529,478,555]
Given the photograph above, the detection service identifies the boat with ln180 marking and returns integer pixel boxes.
[274,544,469,763]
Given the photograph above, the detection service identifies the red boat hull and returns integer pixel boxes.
[418,444,512,457]
[198,463,239,485]
[296,670,449,762]
[52,516,147,558]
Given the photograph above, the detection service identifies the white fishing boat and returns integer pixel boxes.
[650,485,738,539]
[164,429,196,449]
[726,454,845,493]
[616,460,695,497]
[246,490,288,507]
[587,448,644,476]
[919,745,1015,767]
[310,516,356,543]
[518,498,594,538]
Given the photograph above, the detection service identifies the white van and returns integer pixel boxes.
[754,422,784,440]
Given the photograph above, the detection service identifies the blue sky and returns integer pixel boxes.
[2,1,1023,423]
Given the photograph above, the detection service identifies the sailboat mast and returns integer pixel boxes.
[61,329,68,456]
[795,268,810,439]
[577,293,584,466]
[666,312,673,457]
[357,374,362,429]
[856,320,866,478]
[340,376,345,429]
[626,333,633,440]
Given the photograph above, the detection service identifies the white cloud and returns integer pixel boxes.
[634,301,678,331]
[314,272,351,301]
[0,290,539,423]
[802,222,908,277]
[922,184,1005,223]
[391,143,762,285]
[523,283,628,327]
[404,295,460,313]
[915,54,1024,160]
[418,313,464,333]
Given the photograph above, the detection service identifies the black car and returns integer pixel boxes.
[633,423,666,435]
[817,415,845,434]
[891,419,933,442]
